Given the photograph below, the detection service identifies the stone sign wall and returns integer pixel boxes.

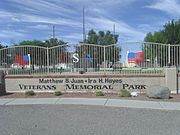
[5,75,165,93]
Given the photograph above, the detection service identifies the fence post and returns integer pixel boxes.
[47,47,49,75]
[0,71,5,94]
[165,67,177,93]
[114,44,116,73]
[168,44,171,66]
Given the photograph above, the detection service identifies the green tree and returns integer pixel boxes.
[86,29,118,45]
[77,29,120,68]
[12,38,68,69]
[18,38,67,47]
[18,40,45,46]
[0,42,3,49]
[144,20,180,44]
[44,38,68,47]
[87,29,98,44]
[163,20,180,44]
[144,19,180,67]
[98,31,105,45]
[144,32,154,42]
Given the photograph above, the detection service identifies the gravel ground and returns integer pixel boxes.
[1,92,180,102]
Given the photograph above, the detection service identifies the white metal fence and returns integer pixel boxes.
[0,42,179,76]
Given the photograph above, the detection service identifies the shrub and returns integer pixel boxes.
[54,90,62,96]
[25,90,35,96]
[95,89,104,96]
[118,89,131,97]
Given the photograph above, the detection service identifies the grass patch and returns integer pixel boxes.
[118,89,131,97]
[95,89,104,96]
[25,90,35,96]
[54,90,62,96]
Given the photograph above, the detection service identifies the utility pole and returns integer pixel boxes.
[52,25,56,69]
[83,7,86,43]
[113,24,116,70]
[52,24,56,47]
[113,24,115,44]
[53,25,55,39]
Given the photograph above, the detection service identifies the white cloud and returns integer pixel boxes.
[0,0,150,42]
[145,0,180,16]
[0,10,81,27]
[28,24,50,30]
[9,0,75,17]
[0,41,11,46]
[9,0,137,19]
[137,23,163,33]
[0,30,25,38]
[67,0,136,7]
[86,17,146,41]
[62,33,82,40]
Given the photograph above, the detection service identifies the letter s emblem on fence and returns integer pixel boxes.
[73,53,79,63]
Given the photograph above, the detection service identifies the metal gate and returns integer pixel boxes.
[1,42,179,76]
[48,43,119,74]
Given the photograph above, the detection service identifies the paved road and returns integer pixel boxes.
[0,105,180,135]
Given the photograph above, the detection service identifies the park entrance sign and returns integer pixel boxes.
[0,42,180,93]
[5,74,164,93]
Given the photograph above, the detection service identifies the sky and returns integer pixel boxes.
[0,0,180,46]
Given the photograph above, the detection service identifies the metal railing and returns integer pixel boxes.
[1,42,179,76]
